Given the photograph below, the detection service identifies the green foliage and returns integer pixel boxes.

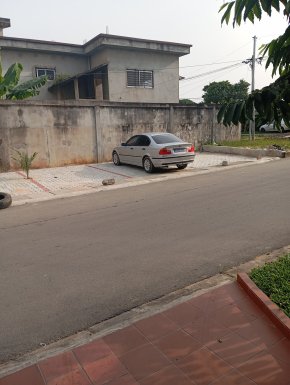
[217,73,290,128]
[220,1,290,26]
[0,62,22,98]
[12,150,38,178]
[249,255,290,317]
[218,1,290,128]
[0,62,47,100]
[6,76,47,100]
[179,98,195,105]
[203,79,249,104]
[260,25,290,76]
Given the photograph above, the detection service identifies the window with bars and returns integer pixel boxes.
[35,67,56,80]
[127,69,154,88]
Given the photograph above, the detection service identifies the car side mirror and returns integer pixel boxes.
[121,142,126,146]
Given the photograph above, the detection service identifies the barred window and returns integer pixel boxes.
[127,69,153,88]
[35,67,56,80]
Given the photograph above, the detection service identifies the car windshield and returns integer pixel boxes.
[151,134,183,144]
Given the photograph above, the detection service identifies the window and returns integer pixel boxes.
[151,134,183,144]
[127,69,153,88]
[126,136,140,146]
[137,135,151,146]
[35,67,56,80]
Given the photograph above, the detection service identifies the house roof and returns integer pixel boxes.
[0,33,191,57]
[48,64,108,91]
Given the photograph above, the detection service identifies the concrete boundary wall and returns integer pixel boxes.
[0,100,240,171]
[202,145,286,158]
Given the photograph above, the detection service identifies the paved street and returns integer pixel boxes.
[1,158,290,362]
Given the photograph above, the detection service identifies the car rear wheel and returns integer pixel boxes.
[112,151,121,166]
[260,128,265,133]
[143,157,154,173]
[176,164,188,170]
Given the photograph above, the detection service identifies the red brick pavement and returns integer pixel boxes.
[1,282,289,385]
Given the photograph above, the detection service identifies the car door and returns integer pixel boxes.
[133,135,151,166]
[118,135,140,165]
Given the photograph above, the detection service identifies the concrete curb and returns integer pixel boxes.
[237,272,290,339]
[203,145,286,158]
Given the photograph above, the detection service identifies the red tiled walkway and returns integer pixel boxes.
[1,282,289,385]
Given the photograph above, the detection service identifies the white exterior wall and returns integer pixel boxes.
[90,48,180,103]
[0,50,88,99]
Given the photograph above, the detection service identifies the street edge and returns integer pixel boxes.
[237,272,290,339]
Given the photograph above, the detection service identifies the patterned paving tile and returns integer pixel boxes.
[0,153,259,201]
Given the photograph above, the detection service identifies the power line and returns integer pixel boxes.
[181,64,246,100]
[180,62,245,82]
[179,59,246,69]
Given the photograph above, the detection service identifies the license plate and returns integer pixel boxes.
[174,148,185,153]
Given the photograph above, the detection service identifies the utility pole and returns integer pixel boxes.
[250,36,257,140]
[243,37,262,140]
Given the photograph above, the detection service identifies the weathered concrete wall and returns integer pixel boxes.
[168,105,238,146]
[0,101,97,170]
[0,100,240,171]
[95,104,169,162]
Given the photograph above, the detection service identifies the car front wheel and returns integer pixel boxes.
[112,151,121,166]
[143,157,154,173]
[177,164,188,170]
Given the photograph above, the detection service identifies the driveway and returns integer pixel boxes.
[0,152,273,206]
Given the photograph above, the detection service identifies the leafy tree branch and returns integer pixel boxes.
[218,0,290,129]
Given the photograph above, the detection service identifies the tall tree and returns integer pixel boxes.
[217,0,290,129]
[203,79,249,104]
[0,62,47,100]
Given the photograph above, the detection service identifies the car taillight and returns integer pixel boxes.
[187,145,195,153]
[159,148,172,155]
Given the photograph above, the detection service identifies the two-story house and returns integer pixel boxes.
[0,18,191,103]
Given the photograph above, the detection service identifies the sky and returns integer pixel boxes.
[1,0,287,101]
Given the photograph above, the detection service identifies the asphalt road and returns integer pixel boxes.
[1,159,290,362]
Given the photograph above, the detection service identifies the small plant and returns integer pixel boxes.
[12,149,38,179]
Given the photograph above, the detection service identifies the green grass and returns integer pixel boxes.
[219,136,290,150]
[249,255,290,317]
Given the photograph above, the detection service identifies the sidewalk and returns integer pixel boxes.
[1,281,289,385]
[0,153,273,206]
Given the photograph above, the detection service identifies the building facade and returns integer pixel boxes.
[0,18,191,103]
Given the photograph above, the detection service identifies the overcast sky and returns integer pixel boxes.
[1,1,287,101]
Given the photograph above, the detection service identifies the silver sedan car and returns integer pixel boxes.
[112,133,195,173]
